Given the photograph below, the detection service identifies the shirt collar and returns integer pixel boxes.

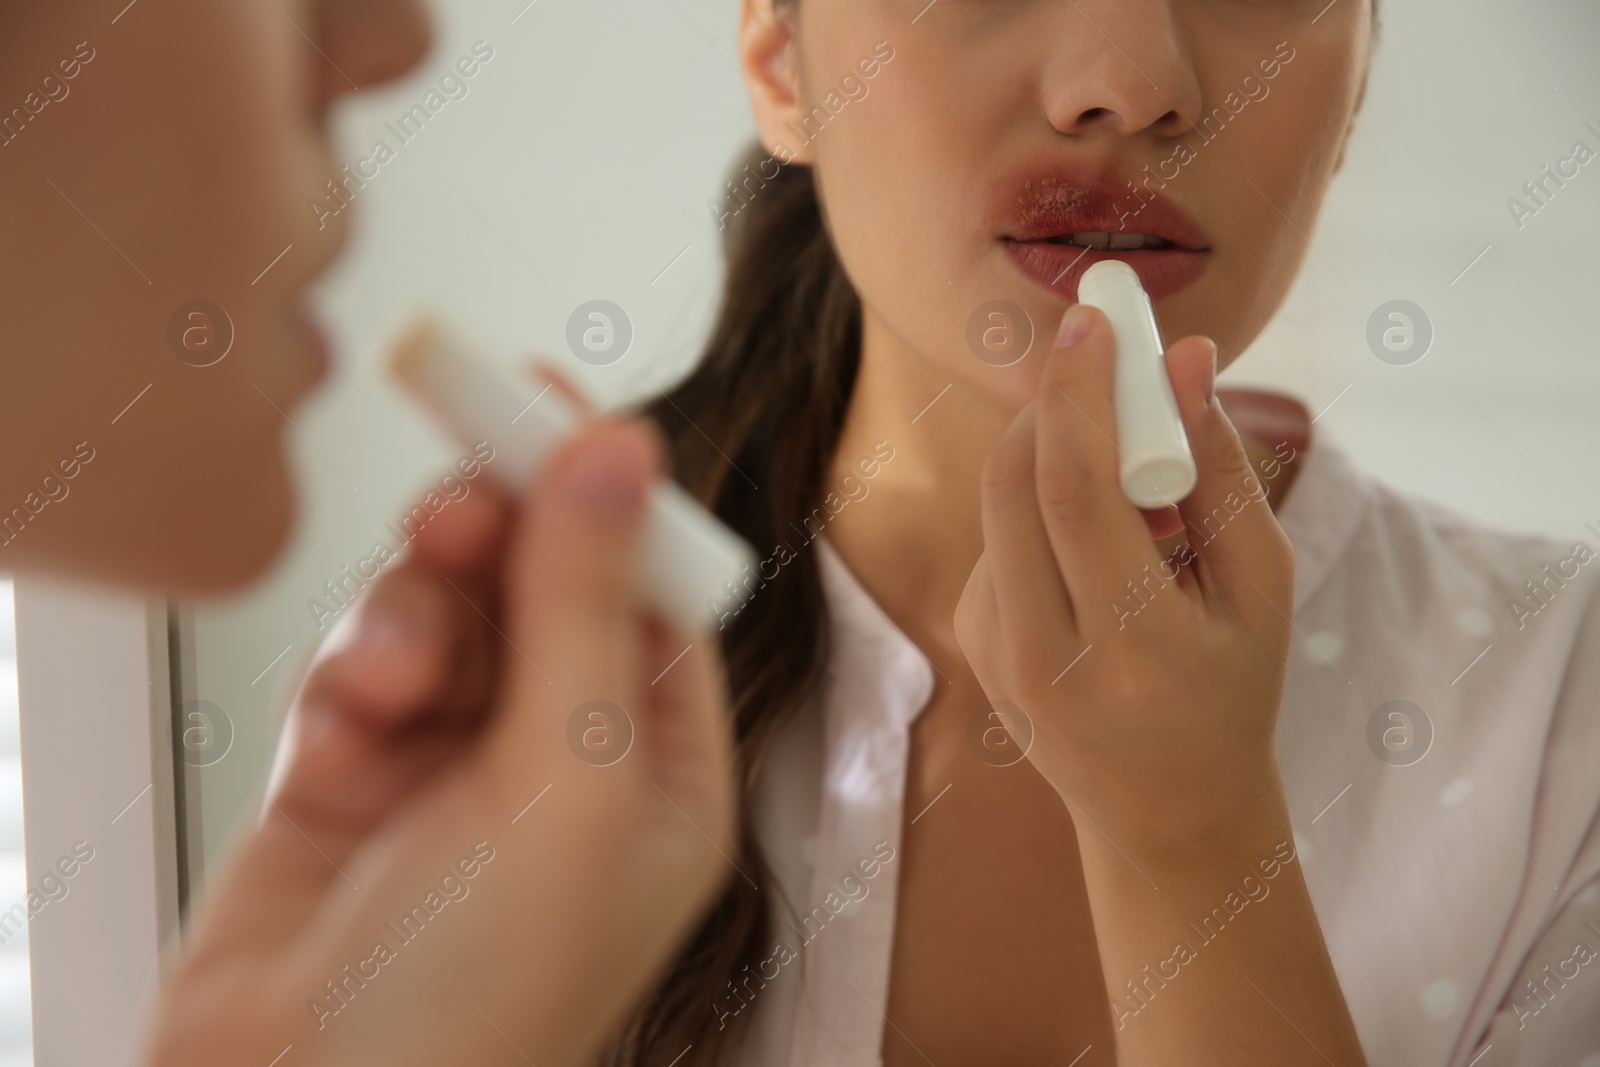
[814,536,936,730]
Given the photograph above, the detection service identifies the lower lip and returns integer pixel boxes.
[1002,239,1210,304]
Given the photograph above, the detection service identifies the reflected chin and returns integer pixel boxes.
[176,477,297,595]
[60,438,298,598]
[172,444,299,596]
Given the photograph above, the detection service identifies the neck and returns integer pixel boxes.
[821,310,1008,677]
[821,311,1304,678]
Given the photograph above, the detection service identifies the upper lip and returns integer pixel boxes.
[1000,167,1210,251]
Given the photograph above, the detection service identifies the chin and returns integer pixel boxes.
[20,444,301,598]
[175,494,295,596]
[968,356,1047,417]
[166,454,299,596]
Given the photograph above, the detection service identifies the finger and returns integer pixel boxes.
[261,570,492,839]
[231,573,500,959]
[1034,304,1166,636]
[314,569,454,721]
[275,486,509,716]
[189,705,478,961]
[261,516,509,839]
[289,559,499,736]
[267,697,475,830]
[404,482,513,576]
[1141,504,1184,539]
[488,416,659,785]
[978,399,1078,646]
[525,359,598,419]
[636,614,734,849]
[190,474,519,962]
[1167,336,1294,611]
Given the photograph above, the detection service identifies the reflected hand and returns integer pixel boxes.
[140,416,737,1067]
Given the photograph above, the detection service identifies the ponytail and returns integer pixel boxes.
[602,143,861,1063]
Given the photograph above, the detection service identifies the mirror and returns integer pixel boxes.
[168,1,1600,1062]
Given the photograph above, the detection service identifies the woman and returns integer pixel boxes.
[608,0,1600,1064]
[2,3,735,1065]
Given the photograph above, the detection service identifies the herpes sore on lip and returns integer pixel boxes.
[1013,176,1092,232]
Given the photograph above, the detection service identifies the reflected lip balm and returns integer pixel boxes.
[388,317,758,634]
[1075,260,1198,508]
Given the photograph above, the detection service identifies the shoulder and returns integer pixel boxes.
[1276,440,1600,1063]
[1289,436,1600,654]
[1278,433,1600,867]
[1293,437,1600,750]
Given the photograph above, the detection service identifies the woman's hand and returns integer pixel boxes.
[953,303,1367,1066]
[139,416,737,1067]
[955,300,1293,850]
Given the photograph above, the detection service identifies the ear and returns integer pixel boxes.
[739,0,809,165]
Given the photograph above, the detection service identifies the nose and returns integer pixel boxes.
[313,0,433,102]
[1039,0,1202,141]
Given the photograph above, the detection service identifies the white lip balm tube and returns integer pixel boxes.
[1075,260,1197,508]
[389,318,758,635]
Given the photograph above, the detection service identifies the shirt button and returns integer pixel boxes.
[1455,606,1493,637]
[1301,629,1344,664]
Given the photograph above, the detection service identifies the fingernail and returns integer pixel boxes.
[1056,303,1094,349]
[298,706,338,749]
[355,602,420,666]
[565,427,650,516]
[1203,343,1217,408]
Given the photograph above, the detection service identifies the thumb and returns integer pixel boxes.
[523,357,598,420]
[485,416,660,784]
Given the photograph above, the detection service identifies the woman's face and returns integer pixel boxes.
[745,0,1370,414]
[0,0,428,592]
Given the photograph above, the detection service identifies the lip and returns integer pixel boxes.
[997,169,1211,303]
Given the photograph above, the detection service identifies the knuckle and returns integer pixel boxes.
[952,595,983,656]
[1035,457,1098,536]
[1042,360,1080,401]
[1204,412,1258,486]
[1009,640,1056,690]
[980,437,1033,502]
[1094,654,1155,706]
[1218,451,1258,497]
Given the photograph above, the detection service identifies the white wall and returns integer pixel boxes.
[182,0,1600,878]
[1235,0,1600,537]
